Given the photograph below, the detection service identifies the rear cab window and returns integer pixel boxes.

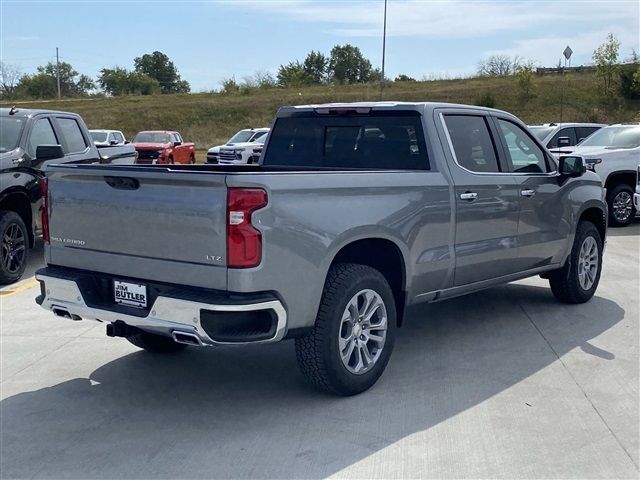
[56,117,88,153]
[262,110,429,170]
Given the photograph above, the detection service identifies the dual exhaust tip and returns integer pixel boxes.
[171,331,204,346]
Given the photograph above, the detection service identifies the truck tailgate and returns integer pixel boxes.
[46,166,228,290]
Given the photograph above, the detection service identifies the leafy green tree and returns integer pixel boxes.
[15,73,57,99]
[327,44,372,84]
[395,74,416,82]
[98,67,160,96]
[277,61,310,87]
[134,51,190,94]
[593,33,620,96]
[302,51,327,84]
[0,62,21,98]
[36,62,95,96]
[515,62,535,101]
[15,61,93,98]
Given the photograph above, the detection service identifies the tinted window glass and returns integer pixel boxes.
[57,117,87,153]
[576,127,599,142]
[547,127,577,148]
[115,132,125,143]
[263,113,429,170]
[28,118,58,156]
[497,119,548,173]
[443,115,500,173]
[0,117,26,152]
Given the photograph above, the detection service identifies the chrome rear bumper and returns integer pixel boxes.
[35,273,287,346]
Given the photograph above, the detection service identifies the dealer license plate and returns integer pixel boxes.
[114,280,147,308]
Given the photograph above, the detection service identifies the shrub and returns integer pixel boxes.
[475,91,496,108]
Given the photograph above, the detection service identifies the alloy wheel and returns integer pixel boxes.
[338,289,388,375]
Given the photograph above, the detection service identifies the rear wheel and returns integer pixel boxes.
[549,221,602,304]
[127,331,187,353]
[189,155,195,164]
[295,263,396,396]
[0,211,28,285]
[607,184,635,227]
[167,156,174,165]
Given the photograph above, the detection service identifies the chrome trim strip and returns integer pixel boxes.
[36,274,288,346]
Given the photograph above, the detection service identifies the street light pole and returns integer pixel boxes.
[380,0,387,94]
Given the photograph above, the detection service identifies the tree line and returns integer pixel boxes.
[0,51,190,99]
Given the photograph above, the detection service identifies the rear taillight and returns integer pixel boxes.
[227,188,268,268]
[39,176,49,243]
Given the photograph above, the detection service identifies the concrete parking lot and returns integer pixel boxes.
[1,223,638,479]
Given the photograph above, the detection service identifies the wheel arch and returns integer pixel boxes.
[0,189,34,247]
[604,170,636,191]
[578,205,607,243]
[328,236,409,327]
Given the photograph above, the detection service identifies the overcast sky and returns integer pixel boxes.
[2,0,639,91]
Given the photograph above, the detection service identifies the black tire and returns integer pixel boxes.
[126,331,188,353]
[167,156,174,165]
[549,221,603,304]
[0,210,29,285]
[607,184,635,227]
[295,263,396,396]
[189,155,195,164]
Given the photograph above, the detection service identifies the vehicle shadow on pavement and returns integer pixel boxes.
[1,284,625,479]
[607,218,640,237]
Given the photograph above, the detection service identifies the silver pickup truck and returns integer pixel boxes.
[35,102,607,395]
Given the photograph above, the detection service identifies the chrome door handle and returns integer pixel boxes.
[460,192,478,201]
[521,189,536,197]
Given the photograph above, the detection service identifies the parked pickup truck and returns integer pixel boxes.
[133,131,195,165]
[0,107,137,284]
[551,123,640,227]
[35,102,607,395]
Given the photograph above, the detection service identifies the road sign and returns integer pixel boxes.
[563,46,573,60]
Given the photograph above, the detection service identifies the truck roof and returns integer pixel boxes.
[136,130,178,134]
[0,107,81,118]
[278,101,512,116]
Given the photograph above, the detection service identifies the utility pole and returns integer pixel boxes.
[380,0,387,96]
[56,47,61,99]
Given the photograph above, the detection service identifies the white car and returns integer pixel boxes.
[551,123,640,227]
[528,122,606,149]
[206,128,269,164]
[89,129,127,146]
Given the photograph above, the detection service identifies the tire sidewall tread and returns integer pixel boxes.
[295,263,396,396]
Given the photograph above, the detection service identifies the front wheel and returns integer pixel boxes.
[549,221,603,304]
[189,155,195,164]
[295,263,396,396]
[0,211,28,285]
[607,184,635,227]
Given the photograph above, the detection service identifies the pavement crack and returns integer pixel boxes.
[519,303,639,471]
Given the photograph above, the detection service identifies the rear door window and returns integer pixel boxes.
[443,114,501,173]
[263,112,429,170]
[56,117,88,153]
[28,118,59,156]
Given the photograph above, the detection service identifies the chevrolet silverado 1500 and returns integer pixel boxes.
[35,102,607,395]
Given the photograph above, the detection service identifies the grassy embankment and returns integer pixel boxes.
[4,71,639,163]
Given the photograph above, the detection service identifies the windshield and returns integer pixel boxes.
[0,117,25,153]
[227,130,254,144]
[528,126,553,141]
[133,132,170,143]
[579,125,640,149]
[90,131,108,142]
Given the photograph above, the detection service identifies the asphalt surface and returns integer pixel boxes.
[1,224,638,479]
